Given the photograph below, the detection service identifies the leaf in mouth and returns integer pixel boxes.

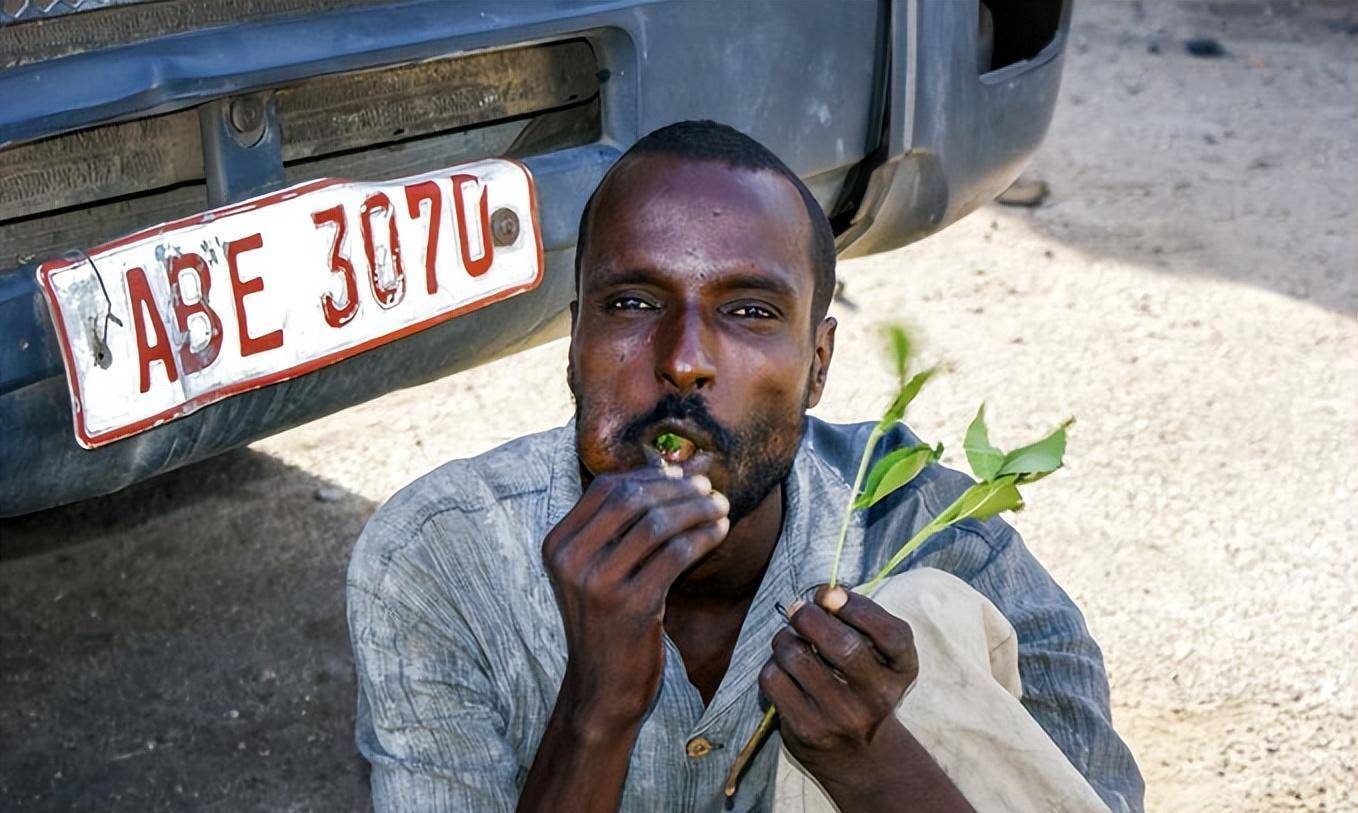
[654,432,686,454]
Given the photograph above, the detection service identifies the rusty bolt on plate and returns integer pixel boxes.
[228,96,266,146]
[491,207,520,247]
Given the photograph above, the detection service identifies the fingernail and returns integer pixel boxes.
[715,516,730,535]
[787,598,806,618]
[820,587,848,613]
[662,464,683,479]
[710,491,730,515]
[691,475,712,493]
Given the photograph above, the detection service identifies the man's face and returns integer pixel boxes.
[569,153,835,522]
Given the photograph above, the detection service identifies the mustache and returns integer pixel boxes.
[620,393,738,453]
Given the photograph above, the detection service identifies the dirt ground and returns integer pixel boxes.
[2,1,1355,811]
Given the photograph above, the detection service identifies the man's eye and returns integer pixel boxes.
[608,297,657,310]
[730,304,776,319]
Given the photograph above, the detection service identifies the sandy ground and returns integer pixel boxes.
[2,1,1355,811]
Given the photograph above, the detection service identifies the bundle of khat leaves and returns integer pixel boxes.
[724,325,1073,797]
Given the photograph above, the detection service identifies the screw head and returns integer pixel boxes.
[228,97,265,141]
[491,207,520,247]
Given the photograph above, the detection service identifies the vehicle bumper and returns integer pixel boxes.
[0,0,882,515]
[0,0,1068,515]
[837,0,1073,258]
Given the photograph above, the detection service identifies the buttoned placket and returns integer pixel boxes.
[676,440,865,809]
[543,419,867,809]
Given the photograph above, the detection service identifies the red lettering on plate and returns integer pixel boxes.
[225,233,284,357]
[451,173,493,278]
[165,252,224,375]
[126,265,179,393]
[311,205,360,328]
[404,181,443,295]
[360,191,405,308]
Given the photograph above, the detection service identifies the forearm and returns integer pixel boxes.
[817,721,975,813]
[516,685,642,813]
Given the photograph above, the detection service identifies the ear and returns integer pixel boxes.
[805,316,836,409]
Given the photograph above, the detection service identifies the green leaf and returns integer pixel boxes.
[995,418,1074,483]
[947,476,1024,524]
[878,367,936,428]
[886,325,911,386]
[963,404,1005,481]
[852,443,940,509]
[654,432,684,453]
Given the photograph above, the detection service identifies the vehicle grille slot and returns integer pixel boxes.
[0,0,391,70]
[274,40,598,163]
[0,39,600,268]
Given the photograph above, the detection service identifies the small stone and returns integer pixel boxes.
[313,486,345,503]
[1185,38,1227,58]
[997,177,1050,207]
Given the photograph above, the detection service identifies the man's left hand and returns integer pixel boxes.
[758,585,919,798]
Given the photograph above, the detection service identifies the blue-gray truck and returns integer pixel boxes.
[0,0,1071,516]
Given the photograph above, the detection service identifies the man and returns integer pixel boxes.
[347,121,1144,812]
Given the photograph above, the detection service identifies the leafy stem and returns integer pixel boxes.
[858,514,950,597]
[827,423,884,590]
[861,472,1032,594]
[723,325,1072,800]
[724,706,778,797]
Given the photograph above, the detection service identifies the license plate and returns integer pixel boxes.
[38,158,543,449]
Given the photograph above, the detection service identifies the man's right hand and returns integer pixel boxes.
[541,466,730,731]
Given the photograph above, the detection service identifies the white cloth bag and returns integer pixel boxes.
[772,568,1112,813]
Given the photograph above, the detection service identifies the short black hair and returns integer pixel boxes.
[574,120,837,323]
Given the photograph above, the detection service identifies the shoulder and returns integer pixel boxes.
[347,424,564,605]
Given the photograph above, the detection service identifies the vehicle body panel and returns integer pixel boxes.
[0,0,1069,515]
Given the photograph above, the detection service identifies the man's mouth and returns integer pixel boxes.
[653,431,698,464]
[646,421,715,466]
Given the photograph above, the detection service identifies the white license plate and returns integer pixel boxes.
[38,158,543,449]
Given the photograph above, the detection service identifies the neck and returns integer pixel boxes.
[668,482,785,604]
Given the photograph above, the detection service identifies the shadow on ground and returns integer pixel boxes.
[0,449,376,813]
[1012,0,1357,316]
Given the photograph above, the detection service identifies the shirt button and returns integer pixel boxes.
[686,736,713,759]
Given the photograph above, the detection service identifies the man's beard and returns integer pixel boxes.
[573,390,804,524]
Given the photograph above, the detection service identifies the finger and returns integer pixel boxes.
[546,473,710,565]
[788,602,890,683]
[628,514,730,588]
[758,658,819,727]
[600,491,729,579]
[815,587,916,673]
[591,474,714,539]
[578,468,696,534]
[542,466,680,555]
[769,628,844,709]
[580,465,682,517]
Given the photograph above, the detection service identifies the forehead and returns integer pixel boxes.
[580,154,814,298]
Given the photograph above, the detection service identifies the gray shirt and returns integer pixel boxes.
[347,417,1145,812]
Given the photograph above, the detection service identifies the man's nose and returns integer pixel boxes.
[656,306,715,394]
